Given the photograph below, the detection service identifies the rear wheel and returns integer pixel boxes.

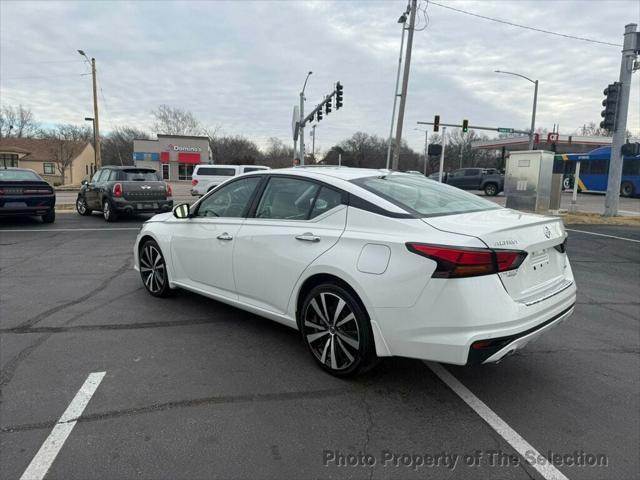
[484,183,498,196]
[103,199,118,222]
[139,239,172,297]
[41,210,55,223]
[620,182,634,198]
[300,283,377,377]
[76,196,92,216]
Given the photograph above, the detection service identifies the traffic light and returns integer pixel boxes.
[325,97,332,115]
[621,142,640,156]
[600,82,621,131]
[335,82,343,109]
[462,119,469,133]
[316,108,323,122]
[433,115,440,132]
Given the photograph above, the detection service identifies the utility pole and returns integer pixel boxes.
[459,132,463,169]
[604,23,638,217]
[78,51,102,168]
[311,125,316,161]
[299,72,313,165]
[386,9,408,169]
[392,0,417,170]
[438,127,447,182]
[422,130,428,175]
[529,79,538,150]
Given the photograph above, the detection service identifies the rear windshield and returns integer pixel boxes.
[120,170,160,181]
[243,167,268,173]
[0,170,42,181]
[351,174,500,217]
[196,167,236,176]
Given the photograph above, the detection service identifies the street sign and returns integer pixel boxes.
[292,106,299,141]
[497,128,514,133]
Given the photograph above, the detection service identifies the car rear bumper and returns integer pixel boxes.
[112,198,173,214]
[0,196,55,216]
[370,262,577,365]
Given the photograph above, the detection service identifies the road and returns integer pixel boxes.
[56,183,640,216]
[1,214,638,480]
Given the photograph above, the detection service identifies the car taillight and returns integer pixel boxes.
[554,238,567,253]
[113,183,123,197]
[406,243,527,278]
[191,179,198,187]
[166,183,173,196]
[23,188,53,195]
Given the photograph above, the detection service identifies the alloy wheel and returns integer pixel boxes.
[303,292,360,371]
[77,198,87,214]
[103,201,110,220]
[140,243,166,295]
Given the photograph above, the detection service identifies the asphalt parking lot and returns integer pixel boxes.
[1,213,638,480]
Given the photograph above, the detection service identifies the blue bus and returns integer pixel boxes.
[555,146,640,197]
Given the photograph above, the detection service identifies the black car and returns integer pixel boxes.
[0,168,56,223]
[76,166,173,222]
[445,168,505,196]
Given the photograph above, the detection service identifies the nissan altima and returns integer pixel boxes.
[134,167,576,377]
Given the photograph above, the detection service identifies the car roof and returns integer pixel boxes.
[103,166,155,170]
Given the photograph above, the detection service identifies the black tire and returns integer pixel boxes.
[139,239,173,298]
[300,282,378,377]
[620,182,634,198]
[76,196,92,216]
[483,183,499,196]
[41,210,55,223]
[102,199,118,222]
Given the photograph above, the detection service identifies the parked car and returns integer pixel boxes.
[135,168,575,377]
[0,168,55,223]
[428,171,448,182]
[191,164,270,196]
[445,167,504,196]
[76,166,173,222]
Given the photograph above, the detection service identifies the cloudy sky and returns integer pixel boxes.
[1,0,638,154]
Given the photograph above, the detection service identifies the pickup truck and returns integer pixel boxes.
[76,166,173,222]
[445,168,504,196]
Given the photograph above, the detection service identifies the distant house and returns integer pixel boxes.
[0,138,95,185]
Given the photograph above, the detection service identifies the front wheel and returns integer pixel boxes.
[103,199,118,222]
[42,210,55,223]
[300,283,377,377]
[76,196,92,216]
[139,239,172,297]
[620,182,634,198]
[484,183,498,196]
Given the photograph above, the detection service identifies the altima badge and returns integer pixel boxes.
[544,226,551,239]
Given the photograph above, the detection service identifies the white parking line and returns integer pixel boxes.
[425,362,569,480]
[565,228,640,243]
[19,372,106,480]
[1,228,139,232]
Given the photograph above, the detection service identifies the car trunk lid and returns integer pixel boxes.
[121,181,167,201]
[421,208,570,302]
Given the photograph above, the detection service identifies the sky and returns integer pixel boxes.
[1,0,639,155]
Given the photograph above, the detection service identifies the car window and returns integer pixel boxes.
[195,176,261,218]
[255,177,319,220]
[352,174,501,217]
[91,170,103,183]
[309,187,343,219]
[120,169,160,181]
[242,167,267,173]
[97,170,110,182]
[449,170,463,178]
[0,169,41,181]
[464,169,480,176]
[109,170,119,181]
[196,167,236,176]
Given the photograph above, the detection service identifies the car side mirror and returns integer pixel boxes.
[81,179,89,186]
[173,203,190,219]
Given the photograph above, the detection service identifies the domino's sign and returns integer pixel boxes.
[168,144,201,152]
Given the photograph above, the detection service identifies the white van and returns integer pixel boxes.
[190,165,270,196]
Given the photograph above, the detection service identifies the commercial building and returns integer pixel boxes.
[0,137,95,185]
[133,134,211,181]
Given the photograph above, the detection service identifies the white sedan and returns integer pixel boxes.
[134,167,576,377]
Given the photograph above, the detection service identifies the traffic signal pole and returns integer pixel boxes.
[438,127,447,182]
[604,23,638,217]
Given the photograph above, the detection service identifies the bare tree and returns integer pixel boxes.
[264,138,294,168]
[210,135,263,165]
[102,126,151,166]
[42,124,92,183]
[151,105,203,136]
[0,105,40,138]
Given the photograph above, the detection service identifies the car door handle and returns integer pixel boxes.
[295,233,320,243]
[217,233,233,241]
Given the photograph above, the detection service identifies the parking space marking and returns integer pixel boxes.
[565,228,640,243]
[1,228,139,232]
[19,372,106,480]
[425,362,569,480]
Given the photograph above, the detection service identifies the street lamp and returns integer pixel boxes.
[299,71,313,165]
[494,70,539,150]
[414,128,428,175]
[386,9,410,169]
[78,49,102,167]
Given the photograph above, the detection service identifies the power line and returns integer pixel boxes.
[428,1,622,47]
